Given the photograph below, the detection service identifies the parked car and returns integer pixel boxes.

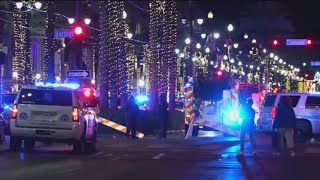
[257,92,320,144]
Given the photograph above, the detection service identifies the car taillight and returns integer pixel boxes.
[271,106,276,119]
[11,104,18,119]
[72,107,79,122]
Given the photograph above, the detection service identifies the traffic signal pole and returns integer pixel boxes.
[74,0,83,70]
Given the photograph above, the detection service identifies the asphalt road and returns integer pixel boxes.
[1,132,320,180]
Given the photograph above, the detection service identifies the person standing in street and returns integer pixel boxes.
[273,96,296,157]
[238,98,256,156]
[125,95,139,138]
[159,93,169,138]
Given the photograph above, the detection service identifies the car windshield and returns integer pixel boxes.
[2,94,17,105]
[18,89,73,106]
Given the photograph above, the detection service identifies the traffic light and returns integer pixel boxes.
[307,39,312,45]
[216,70,223,77]
[73,24,85,39]
[272,39,280,46]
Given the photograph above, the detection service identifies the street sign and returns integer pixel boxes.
[67,70,90,79]
[286,39,308,46]
[55,29,74,38]
[310,61,320,66]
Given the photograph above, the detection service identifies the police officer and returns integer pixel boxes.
[125,95,139,138]
[238,98,256,156]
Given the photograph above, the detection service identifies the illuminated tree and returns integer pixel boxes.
[44,1,55,83]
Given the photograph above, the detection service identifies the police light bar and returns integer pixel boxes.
[35,82,80,89]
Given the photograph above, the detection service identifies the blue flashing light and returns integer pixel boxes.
[3,104,12,110]
[135,94,149,104]
[35,82,80,89]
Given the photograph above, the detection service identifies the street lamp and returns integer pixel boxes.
[230,58,235,63]
[84,18,91,25]
[250,65,254,69]
[185,37,191,44]
[263,49,267,53]
[223,55,228,60]
[208,11,214,19]
[175,49,180,54]
[68,18,75,24]
[205,47,210,53]
[123,10,127,19]
[15,2,23,9]
[127,32,133,39]
[213,32,220,39]
[279,59,283,64]
[196,43,201,49]
[91,79,96,85]
[227,24,233,32]
[197,18,204,25]
[201,33,206,39]
[179,53,185,58]
[244,33,248,39]
[233,43,239,48]
[34,2,42,9]
[252,39,257,44]
[274,56,279,60]
[270,53,274,58]
[238,61,242,66]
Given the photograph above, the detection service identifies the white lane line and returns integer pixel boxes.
[103,153,113,157]
[89,151,104,158]
[56,167,82,174]
[152,153,165,160]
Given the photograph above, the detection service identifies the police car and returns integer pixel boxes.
[9,82,98,153]
[257,92,320,143]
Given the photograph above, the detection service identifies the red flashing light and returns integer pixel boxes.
[74,26,83,35]
[217,70,223,76]
[84,90,91,97]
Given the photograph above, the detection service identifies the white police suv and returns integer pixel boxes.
[10,83,98,153]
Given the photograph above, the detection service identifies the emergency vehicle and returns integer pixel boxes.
[185,81,267,136]
[9,82,98,153]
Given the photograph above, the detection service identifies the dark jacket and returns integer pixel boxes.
[241,105,256,128]
[126,100,139,122]
[273,105,296,129]
[159,101,168,120]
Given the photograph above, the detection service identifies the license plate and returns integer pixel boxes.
[32,111,57,116]
[35,130,51,135]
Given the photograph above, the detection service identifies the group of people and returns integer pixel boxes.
[125,93,168,138]
[239,96,296,157]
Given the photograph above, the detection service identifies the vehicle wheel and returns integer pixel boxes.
[10,136,22,151]
[24,139,35,152]
[0,125,5,144]
[295,120,312,144]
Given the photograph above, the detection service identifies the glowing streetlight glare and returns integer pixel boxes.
[270,53,274,58]
[205,47,210,53]
[250,65,254,69]
[34,2,42,9]
[263,49,267,53]
[68,18,75,24]
[181,18,187,24]
[35,74,41,79]
[201,33,206,39]
[16,2,23,9]
[238,61,242,66]
[227,24,234,31]
[127,32,133,39]
[233,43,239,48]
[179,53,185,58]
[55,76,61,82]
[223,55,228,60]
[257,67,260,71]
[196,43,201,49]
[252,39,257,43]
[185,37,191,44]
[208,11,214,19]
[13,72,18,78]
[84,18,91,25]
[230,58,235,63]
[123,10,127,19]
[213,32,220,39]
[279,59,283,64]
[91,79,96,85]
[175,49,180,54]
[274,56,279,60]
[244,33,248,39]
[197,18,204,25]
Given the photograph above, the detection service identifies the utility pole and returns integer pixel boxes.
[74,0,83,70]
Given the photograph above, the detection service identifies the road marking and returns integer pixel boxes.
[56,167,82,174]
[103,153,113,157]
[152,153,165,160]
[89,151,104,158]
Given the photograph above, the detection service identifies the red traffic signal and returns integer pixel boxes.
[307,39,312,45]
[272,39,279,46]
[217,70,223,77]
[74,26,83,35]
